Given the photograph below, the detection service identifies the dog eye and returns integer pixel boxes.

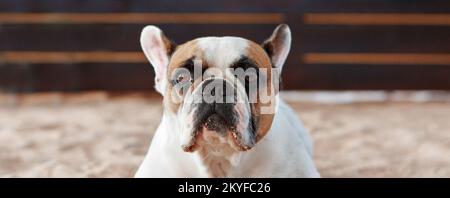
[175,73,191,84]
[171,67,193,86]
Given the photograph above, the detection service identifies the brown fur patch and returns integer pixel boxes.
[164,40,201,114]
[245,41,276,142]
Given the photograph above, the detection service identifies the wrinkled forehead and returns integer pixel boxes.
[168,36,272,69]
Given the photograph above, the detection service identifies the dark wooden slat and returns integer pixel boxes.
[3,24,450,53]
[76,63,153,91]
[0,63,154,92]
[0,24,278,51]
[0,64,34,92]
[1,0,450,13]
[0,24,143,51]
[296,25,450,53]
[282,64,450,90]
[0,0,298,13]
[29,63,81,92]
[301,0,450,13]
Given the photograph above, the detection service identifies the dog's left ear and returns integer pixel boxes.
[261,24,291,72]
[140,25,176,94]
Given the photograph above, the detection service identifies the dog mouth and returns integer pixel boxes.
[180,77,257,153]
[182,112,253,152]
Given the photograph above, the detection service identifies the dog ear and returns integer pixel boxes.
[261,24,291,71]
[140,25,176,94]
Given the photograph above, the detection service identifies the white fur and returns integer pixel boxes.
[140,25,170,94]
[197,37,249,69]
[135,97,320,177]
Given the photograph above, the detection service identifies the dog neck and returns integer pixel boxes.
[194,131,243,177]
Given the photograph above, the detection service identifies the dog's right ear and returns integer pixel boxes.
[140,25,176,94]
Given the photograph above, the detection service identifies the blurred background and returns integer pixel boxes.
[1,0,450,177]
[2,0,450,91]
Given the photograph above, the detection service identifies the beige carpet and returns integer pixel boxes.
[0,92,449,178]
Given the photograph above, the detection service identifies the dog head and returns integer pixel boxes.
[140,24,291,153]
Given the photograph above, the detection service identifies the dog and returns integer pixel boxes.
[135,24,320,177]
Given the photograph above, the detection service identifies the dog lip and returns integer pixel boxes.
[183,108,254,152]
[181,124,252,153]
[230,126,253,151]
[181,130,200,152]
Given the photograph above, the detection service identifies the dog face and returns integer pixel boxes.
[141,24,291,153]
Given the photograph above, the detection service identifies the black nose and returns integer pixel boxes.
[193,78,237,135]
[201,78,236,120]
